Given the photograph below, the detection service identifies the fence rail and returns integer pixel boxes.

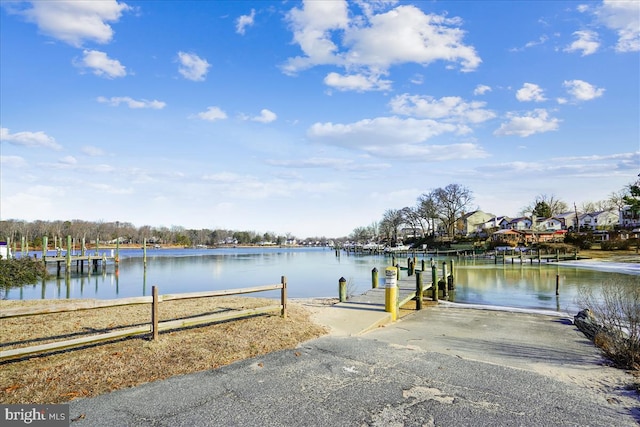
[0,277,288,361]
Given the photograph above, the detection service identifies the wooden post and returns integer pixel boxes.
[556,249,559,262]
[281,276,287,318]
[431,264,438,302]
[442,262,448,298]
[421,259,426,271]
[555,275,560,296]
[42,236,48,260]
[371,268,378,289]
[66,235,72,270]
[449,259,455,289]
[416,270,424,310]
[339,277,347,302]
[152,286,159,341]
[143,238,147,267]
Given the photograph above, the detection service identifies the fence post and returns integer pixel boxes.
[416,270,423,310]
[152,286,159,341]
[371,267,378,289]
[281,276,287,318]
[339,277,347,302]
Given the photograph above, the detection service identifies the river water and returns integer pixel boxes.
[4,247,639,315]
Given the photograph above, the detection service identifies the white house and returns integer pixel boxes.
[579,210,619,230]
[507,217,532,230]
[538,217,563,231]
[553,212,580,230]
[481,216,511,231]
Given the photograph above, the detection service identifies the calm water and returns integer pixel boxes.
[5,247,639,314]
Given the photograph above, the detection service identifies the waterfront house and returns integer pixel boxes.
[553,211,580,231]
[538,217,563,231]
[457,210,495,236]
[579,210,619,230]
[620,205,640,228]
[507,217,532,230]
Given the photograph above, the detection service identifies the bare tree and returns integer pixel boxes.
[432,184,474,238]
[520,194,569,217]
[380,209,404,245]
[416,192,439,236]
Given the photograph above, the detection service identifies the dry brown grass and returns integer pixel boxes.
[0,297,328,404]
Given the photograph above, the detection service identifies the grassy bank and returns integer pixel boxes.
[0,297,327,404]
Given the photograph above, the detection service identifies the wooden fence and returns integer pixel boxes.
[0,277,288,361]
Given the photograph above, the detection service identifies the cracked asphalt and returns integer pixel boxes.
[68,307,638,426]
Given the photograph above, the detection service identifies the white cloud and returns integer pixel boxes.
[516,83,547,102]
[596,0,640,52]
[0,127,62,150]
[307,116,488,161]
[58,156,77,165]
[473,85,492,95]
[267,157,391,172]
[76,50,126,78]
[563,79,605,101]
[564,30,600,56]
[0,155,27,168]
[97,96,166,109]
[11,0,131,47]
[494,109,560,137]
[283,2,480,91]
[177,52,210,81]
[324,72,392,92]
[195,107,228,122]
[236,9,256,35]
[389,94,496,124]
[81,146,105,156]
[252,109,277,123]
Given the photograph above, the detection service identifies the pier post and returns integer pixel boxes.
[421,259,426,271]
[416,270,424,310]
[143,238,147,267]
[431,264,438,302]
[442,262,448,298]
[371,267,378,289]
[449,259,455,289]
[556,275,560,296]
[339,277,347,302]
[384,267,398,321]
[42,236,48,261]
[408,257,414,276]
[66,235,72,270]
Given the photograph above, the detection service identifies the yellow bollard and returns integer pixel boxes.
[385,266,398,321]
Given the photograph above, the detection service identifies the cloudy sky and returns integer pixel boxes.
[1,0,638,238]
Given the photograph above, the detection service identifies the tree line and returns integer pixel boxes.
[349,180,639,245]
[0,219,327,248]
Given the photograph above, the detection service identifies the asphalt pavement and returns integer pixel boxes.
[68,302,639,426]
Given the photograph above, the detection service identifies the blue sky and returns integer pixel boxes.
[1,0,639,238]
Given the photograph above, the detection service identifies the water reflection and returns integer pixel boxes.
[3,248,637,314]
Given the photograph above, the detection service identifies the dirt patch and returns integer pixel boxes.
[0,297,328,404]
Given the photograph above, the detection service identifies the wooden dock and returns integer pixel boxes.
[39,254,116,274]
